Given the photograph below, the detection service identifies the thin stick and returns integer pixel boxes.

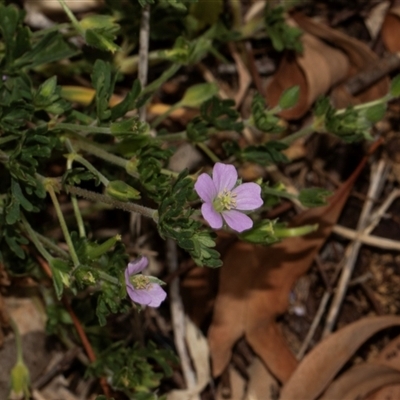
[138,4,150,122]
[166,238,197,389]
[297,291,331,359]
[322,159,389,337]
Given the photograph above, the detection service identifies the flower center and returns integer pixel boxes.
[130,275,151,290]
[213,188,237,212]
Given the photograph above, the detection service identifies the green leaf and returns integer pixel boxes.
[49,259,68,299]
[251,92,283,133]
[225,141,289,165]
[189,0,223,30]
[201,96,243,132]
[264,5,303,53]
[16,32,79,69]
[180,82,219,108]
[110,80,141,120]
[279,86,300,110]
[80,15,120,53]
[91,60,115,121]
[363,102,387,123]
[11,179,35,212]
[390,74,400,98]
[5,196,20,225]
[298,188,331,207]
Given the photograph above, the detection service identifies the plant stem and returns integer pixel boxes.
[57,0,83,34]
[65,140,87,238]
[157,131,187,141]
[36,233,70,259]
[151,103,181,128]
[141,64,181,96]
[70,153,110,186]
[262,187,296,200]
[53,123,111,135]
[71,137,179,178]
[0,134,18,145]
[71,139,138,176]
[279,124,315,145]
[196,142,220,163]
[9,317,24,362]
[335,94,391,115]
[97,270,120,286]
[65,185,158,221]
[138,4,151,121]
[20,214,54,263]
[46,183,80,269]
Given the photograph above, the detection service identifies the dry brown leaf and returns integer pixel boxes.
[208,144,376,382]
[376,334,400,371]
[291,12,389,107]
[266,32,349,119]
[381,6,400,53]
[365,383,400,400]
[320,363,400,400]
[280,316,400,400]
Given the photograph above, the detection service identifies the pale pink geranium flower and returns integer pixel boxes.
[194,163,263,232]
[125,257,166,307]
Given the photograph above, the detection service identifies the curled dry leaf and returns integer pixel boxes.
[376,334,400,371]
[320,363,400,400]
[291,12,389,108]
[208,145,376,382]
[381,6,400,53]
[280,316,400,400]
[365,384,400,400]
[266,31,349,119]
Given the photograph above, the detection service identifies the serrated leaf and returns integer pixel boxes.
[91,59,114,121]
[16,32,79,69]
[110,80,141,120]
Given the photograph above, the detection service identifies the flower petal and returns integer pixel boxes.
[127,284,167,307]
[212,163,237,192]
[201,202,223,229]
[125,257,148,281]
[194,173,217,203]
[232,183,263,210]
[222,210,253,232]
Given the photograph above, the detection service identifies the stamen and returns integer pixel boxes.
[130,275,152,290]
[214,188,237,211]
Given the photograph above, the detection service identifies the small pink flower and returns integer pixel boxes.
[125,257,167,307]
[194,163,263,232]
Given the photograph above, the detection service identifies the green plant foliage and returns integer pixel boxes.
[251,93,284,133]
[264,5,303,53]
[89,341,177,397]
[0,1,396,397]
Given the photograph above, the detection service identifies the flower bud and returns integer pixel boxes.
[106,180,140,202]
